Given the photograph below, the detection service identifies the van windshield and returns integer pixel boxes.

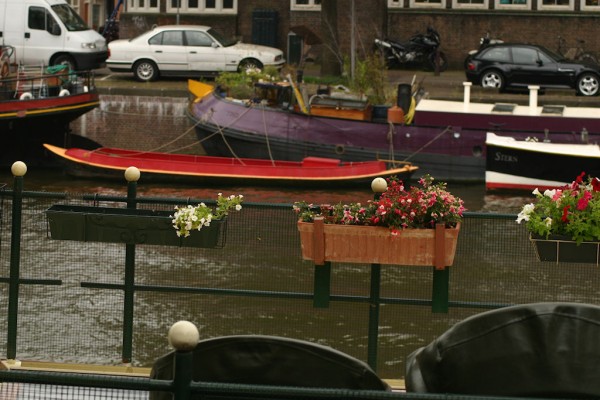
[51,4,89,31]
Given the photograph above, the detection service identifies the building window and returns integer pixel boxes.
[65,0,80,14]
[128,0,160,12]
[166,0,237,14]
[388,0,404,7]
[409,0,445,8]
[494,0,531,9]
[452,0,488,8]
[538,0,574,9]
[582,0,600,10]
[290,0,322,11]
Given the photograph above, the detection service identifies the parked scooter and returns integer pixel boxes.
[467,32,504,56]
[374,27,448,72]
[464,32,504,69]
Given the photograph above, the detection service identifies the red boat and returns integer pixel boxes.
[43,144,419,187]
[0,45,100,166]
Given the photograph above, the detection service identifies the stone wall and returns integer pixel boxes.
[116,2,600,70]
[70,95,205,155]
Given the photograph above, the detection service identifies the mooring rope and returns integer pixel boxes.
[402,126,453,162]
[260,106,276,166]
[205,105,258,166]
[387,122,396,163]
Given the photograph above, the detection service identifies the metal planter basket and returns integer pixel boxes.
[530,233,599,265]
[45,204,226,248]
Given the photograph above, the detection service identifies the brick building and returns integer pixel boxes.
[70,0,600,69]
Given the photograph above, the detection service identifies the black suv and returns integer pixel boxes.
[464,43,600,96]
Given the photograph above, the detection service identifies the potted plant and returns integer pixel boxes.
[215,66,280,98]
[293,175,465,267]
[516,172,600,264]
[46,193,243,248]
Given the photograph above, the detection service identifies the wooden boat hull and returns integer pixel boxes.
[187,81,600,183]
[485,132,600,191]
[43,144,419,187]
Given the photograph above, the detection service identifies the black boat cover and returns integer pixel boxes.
[405,302,600,397]
[150,334,390,399]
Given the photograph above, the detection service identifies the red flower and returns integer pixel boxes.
[592,178,600,192]
[577,191,592,211]
[561,205,570,223]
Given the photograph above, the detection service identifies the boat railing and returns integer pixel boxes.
[0,66,95,100]
[0,171,598,398]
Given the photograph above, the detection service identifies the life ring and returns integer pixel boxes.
[19,92,33,100]
[59,89,70,97]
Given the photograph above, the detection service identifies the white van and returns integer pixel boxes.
[0,0,107,70]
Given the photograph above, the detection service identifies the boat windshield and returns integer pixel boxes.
[208,28,237,47]
[51,4,89,32]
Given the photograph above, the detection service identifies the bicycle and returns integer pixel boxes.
[557,35,599,64]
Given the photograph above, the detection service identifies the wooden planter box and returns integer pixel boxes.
[530,234,599,265]
[45,205,225,248]
[297,219,460,267]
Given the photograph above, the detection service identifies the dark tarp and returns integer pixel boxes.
[150,335,390,400]
[406,302,600,398]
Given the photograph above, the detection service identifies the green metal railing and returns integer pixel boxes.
[0,169,599,398]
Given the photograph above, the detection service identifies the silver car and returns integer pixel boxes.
[106,25,285,82]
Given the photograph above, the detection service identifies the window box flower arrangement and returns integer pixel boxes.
[516,172,600,264]
[46,194,243,248]
[293,175,465,266]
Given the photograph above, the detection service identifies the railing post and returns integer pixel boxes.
[366,177,388,371]
[432,223,449,313]
[169,321,199,400]
[367,263,381,370]
[122,167,140,364]
[7,161,27,360]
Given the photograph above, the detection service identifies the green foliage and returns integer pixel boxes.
[215,67,281,97]
[343,53,391,104]
[516,173,600,244]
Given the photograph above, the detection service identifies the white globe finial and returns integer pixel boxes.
[124,166,141,182]
[371,177,387,193]
[11,161,27,177]
[168,320,199,351]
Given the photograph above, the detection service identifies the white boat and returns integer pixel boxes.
[485,132,600,191]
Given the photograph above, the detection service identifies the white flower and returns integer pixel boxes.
[516,203,535,224]
[532,188,541,196]
[544,217,552,227]
[171,194,243,237]
[543,189,556,198]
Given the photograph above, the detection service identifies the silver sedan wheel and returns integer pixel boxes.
[481,70,504,89]
[577,73,599,96]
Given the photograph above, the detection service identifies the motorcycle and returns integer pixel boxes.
[374,27,448,72]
